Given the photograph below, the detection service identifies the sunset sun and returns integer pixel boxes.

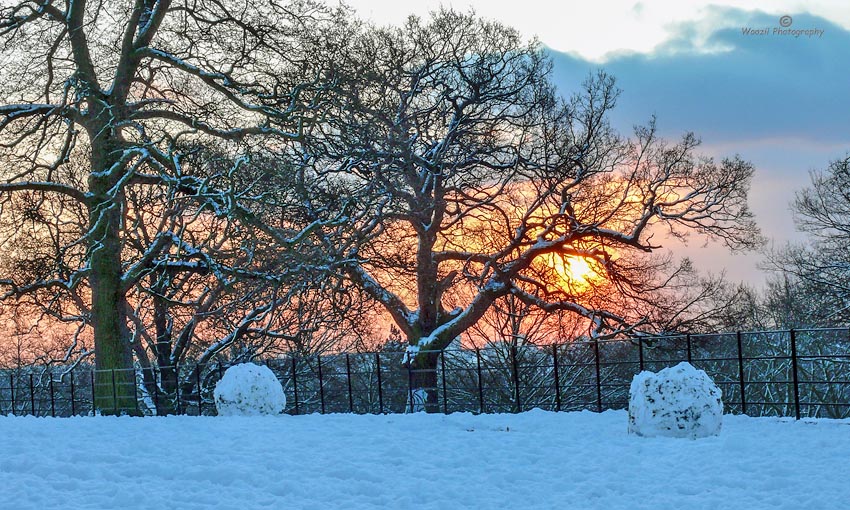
[562,256,595,283]
[547,254,603,289]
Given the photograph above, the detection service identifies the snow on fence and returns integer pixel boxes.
[1,328,850,419]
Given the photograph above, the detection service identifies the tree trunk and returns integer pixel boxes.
[138,364,180,416]
[409,351,441,413]
[160,364,182,414]
[152,292,179,414]
[89,143,136,415]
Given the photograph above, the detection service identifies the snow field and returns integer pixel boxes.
[1,410,848,509]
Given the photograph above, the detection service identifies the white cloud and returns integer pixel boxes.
[341,0,850,61]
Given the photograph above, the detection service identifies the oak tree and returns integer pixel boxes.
[293,10,761,410]
[0,0,348,412]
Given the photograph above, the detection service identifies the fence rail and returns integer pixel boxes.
[2,328,850,419]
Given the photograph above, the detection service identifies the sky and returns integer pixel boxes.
[342,0,850,287]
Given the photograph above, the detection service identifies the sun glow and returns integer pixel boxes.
[562,256,595,284]
[547,254,605,291]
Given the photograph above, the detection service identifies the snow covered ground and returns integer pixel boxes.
[1,410,848,509]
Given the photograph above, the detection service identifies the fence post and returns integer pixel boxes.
[175,364,182,415]
[111,369,117,415]
[195,365,202,415]
[737,331,747,415]
[552,344,561,412]
[375,352,384,414]
[686,334,693,363]
[152,367,159,416]
[70,371,76,416]
[90,370,95,414]
[406,355,414,414]
[345,353,354,413]
[30,374,35,416]
[317,355,326,414]
[291,357,300,415]
[790,329,801,420]
[638,337,645,372]
[131,369,138,415]
[593,340,602,413]
[29,374,35,416]
[49,374,55,417]
[10,374,15,416]
[441,352,448,414]
[511,344,521,413]
[476,348,484,414]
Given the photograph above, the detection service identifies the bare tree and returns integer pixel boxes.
[0,0,351,412]
[765,156,850,325]
[287,10,761,411]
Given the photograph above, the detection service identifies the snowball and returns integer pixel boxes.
[628,362,723,439]
[214,363,286,416]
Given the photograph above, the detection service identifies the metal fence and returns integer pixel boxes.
[2,327,849,419]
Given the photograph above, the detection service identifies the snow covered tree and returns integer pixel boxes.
[0,0,351,413]
[290,10,761,411]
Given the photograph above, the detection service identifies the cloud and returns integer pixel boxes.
[548,9,850,145]
[546,8,850,284]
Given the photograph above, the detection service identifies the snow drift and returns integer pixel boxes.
[628,361,723,438]
[2,410,848,510]
[214,363,286,416]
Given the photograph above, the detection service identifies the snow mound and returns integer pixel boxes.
[214,363,286,416]
[628,362,723,438]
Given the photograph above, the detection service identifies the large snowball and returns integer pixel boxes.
[628,362,723,439]
[214,363,286,416]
